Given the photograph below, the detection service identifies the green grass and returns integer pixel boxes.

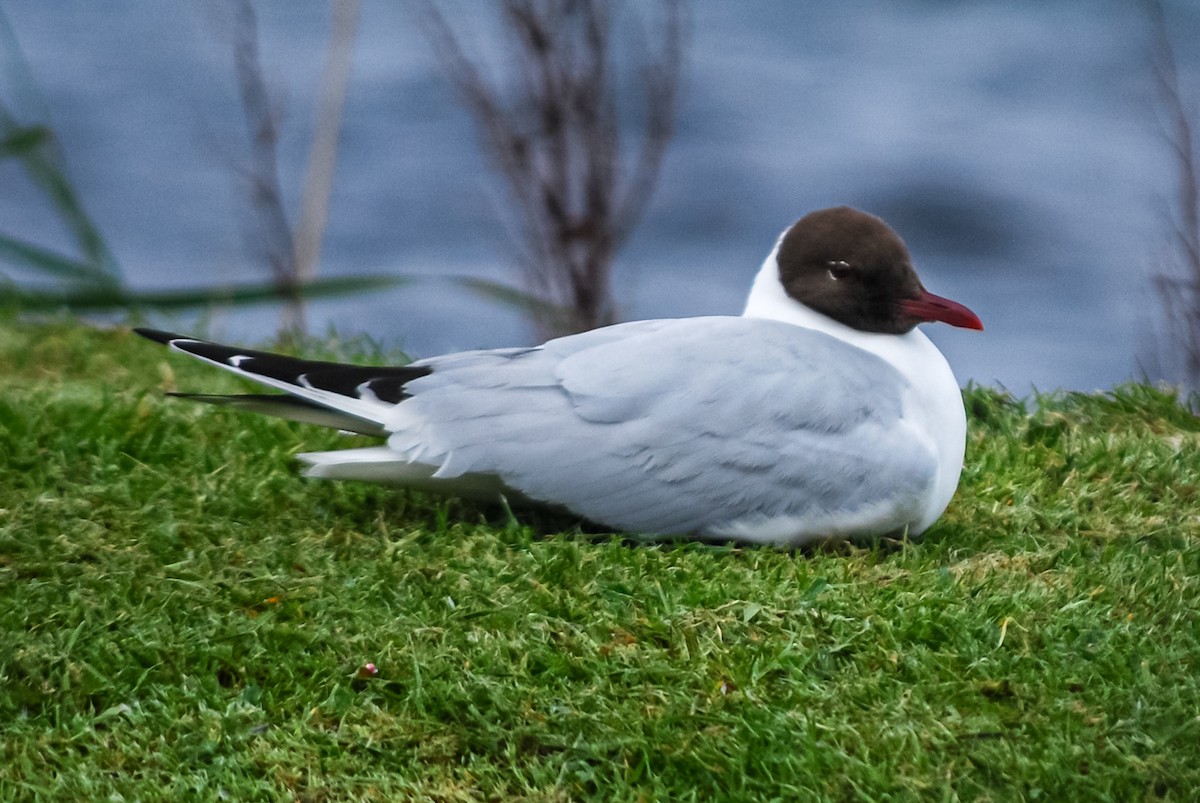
[1,319,1198,801]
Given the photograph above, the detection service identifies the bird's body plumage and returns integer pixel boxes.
[137,207,980,546]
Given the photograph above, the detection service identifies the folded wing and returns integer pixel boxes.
[377,317,938,541]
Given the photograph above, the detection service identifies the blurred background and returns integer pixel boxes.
[2,0,1199,394]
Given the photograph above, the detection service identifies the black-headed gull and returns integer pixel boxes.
[136,206,982,546]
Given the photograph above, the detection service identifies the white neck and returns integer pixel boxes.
[742,239,929,367]
[741,236,968,533]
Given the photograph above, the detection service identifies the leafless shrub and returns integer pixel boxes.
[225,0,361,336]
[417,0,684,338]
[227,0,300,331]
[0,2,391,319]
[1146,0,1200,386]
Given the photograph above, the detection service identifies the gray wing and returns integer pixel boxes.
[385,317,936,539]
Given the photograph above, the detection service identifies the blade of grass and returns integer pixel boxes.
[0,274,412,312]
[453,276,574,330]
[0,123,122,281]
[0,7,121,282]
[0,234,117,284]
[0,123,49,159]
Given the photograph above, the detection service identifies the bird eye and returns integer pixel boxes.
[827,260,853,281]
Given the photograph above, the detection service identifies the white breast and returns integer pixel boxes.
[741,245,968,534]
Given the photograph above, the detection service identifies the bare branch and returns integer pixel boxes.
[229,0,302,332]
[416,0,685,338]
[1145,0,1200,385]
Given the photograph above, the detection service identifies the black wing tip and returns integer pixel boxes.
[134,327,192,345]
[134,326,431,401]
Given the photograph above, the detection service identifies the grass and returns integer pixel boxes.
[1,318,1198,801]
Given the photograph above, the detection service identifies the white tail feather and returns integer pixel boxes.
[297,447,504,500]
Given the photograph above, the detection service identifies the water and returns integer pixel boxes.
[3,0,1199,392]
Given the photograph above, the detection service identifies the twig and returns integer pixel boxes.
[295,0,361,285]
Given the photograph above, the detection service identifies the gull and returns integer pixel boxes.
[136,206,982,546]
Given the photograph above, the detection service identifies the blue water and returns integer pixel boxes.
[4,1,1199,392]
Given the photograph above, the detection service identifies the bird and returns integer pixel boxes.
[135,206,982,547]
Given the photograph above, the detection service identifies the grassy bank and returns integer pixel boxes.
[1,320,1198,801]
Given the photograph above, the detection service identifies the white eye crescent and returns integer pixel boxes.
[827,260,853,281]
